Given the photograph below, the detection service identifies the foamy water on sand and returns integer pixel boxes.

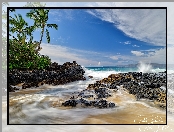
[7,63,167,124]
[8,83,166,124]
[3,63,174,131]
[2,94,174,132]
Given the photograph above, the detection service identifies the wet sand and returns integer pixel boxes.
[80,87,166,124]
[8,84,166,124]
[81,103,166,124]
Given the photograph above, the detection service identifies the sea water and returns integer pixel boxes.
[6,62,170,125]
[3,63,174,131]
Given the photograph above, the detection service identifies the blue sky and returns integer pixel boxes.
[9,8,166,66]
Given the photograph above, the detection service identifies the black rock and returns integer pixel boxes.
[108,102,115,108]
[9,61,86,92]
[62,99,77,107]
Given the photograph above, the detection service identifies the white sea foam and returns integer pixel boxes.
[137,61,153,73]
[83,63,166,79]
[151,68,166,73]
[82,67,119,80]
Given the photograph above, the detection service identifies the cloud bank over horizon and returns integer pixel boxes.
[40,43,166,66]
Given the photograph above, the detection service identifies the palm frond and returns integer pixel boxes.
[46,29,50,43]
[47,24,58,30]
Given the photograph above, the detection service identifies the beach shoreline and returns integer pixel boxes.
[7,65,168,124]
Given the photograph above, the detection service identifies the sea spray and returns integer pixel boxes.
[137,61,152,73]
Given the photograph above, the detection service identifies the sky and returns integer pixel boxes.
[6,2,171,67]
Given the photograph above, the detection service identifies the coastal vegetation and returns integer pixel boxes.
[9,8,58,70]
[8,7,86,93]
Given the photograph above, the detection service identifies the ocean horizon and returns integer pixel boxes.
[84,62,166,73]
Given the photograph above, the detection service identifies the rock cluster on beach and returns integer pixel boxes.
[62,72,166,109]
[9,61,86,92]
[62,88,116,109]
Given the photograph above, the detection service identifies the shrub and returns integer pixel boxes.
[9,39,51,70]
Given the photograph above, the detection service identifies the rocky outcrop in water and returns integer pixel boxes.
[92,72,166,108]
[62,72,166,109]
[62,98,115,108]
[62,81,118,109]
[62,87,117,109]
[9,61,86,92]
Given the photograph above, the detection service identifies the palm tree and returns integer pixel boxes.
[26,9,58,52]
[9,13,35,44]
[9,13,28,44]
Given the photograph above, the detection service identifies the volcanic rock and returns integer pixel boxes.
[9,61,86,92]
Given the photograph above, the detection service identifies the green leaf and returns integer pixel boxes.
[47,24,58,30]
[46,29,50,43]
[9,9,15,12]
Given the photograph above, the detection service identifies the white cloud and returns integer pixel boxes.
[132,45,140,47]
[39,43,96,66]
[130,48,166,64]
[87,2,174,45]
[87,9,166,46]
[148,52,155,56]
[109,47,166,64]
[49,9,74,22]
[131,51,144,56]
[117,60,129,65]
[110,56,119,60]
[140,49,158,52]
[40,43,149,66]
[39,43,116,66]
[118,41,131,45]
[124,41,131,45]
[140,48,166,64]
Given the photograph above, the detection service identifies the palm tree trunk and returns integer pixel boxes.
[37,24,45,52]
